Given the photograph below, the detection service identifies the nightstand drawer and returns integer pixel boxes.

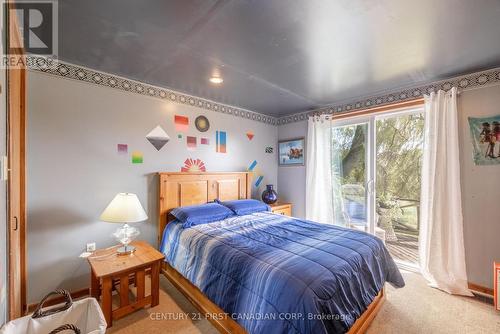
[269,203,292,216]
[273,207,291,216]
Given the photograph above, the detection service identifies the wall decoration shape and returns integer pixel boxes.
[131,151,143,164]
[247,160,264,187]
[246,131,254,140]
[146,125,170,151]
[216,131,227,153]
[468,115,500,165]
[279,137,305,166]
[248,160,257,171]
[181,158,206,172]
[201,137,209,145]
[187,136,197,150]
[254,175,264,188]
[117,144,128,154]
[265,146,273,154]
[195,115,210,132]
[177,134,183,139]
[174,115,189,132]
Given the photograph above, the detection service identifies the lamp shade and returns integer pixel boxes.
[100,193,148,223]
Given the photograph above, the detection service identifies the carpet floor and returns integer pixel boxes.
[109,271,500,334]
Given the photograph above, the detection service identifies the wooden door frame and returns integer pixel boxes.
[6,1,27,319]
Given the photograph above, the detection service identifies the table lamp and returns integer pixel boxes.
[100,193,148,255]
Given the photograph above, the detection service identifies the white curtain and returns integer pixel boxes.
[419,87,473,296]
[305,115,334,224]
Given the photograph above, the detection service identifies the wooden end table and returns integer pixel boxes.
[87,241,165,327]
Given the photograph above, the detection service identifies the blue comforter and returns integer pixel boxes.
[160,212,404,334]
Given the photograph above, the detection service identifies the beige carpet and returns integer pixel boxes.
[367,270,500,334]
[109,271,500,333]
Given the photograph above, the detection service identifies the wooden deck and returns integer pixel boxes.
[386,233,419,265]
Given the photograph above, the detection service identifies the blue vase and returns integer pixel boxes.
[261,185,278,204]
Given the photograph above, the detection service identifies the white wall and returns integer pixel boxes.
[277,120,307,219]
[27,71,278,303]
[278,84,500,289]
[458,85,500,289]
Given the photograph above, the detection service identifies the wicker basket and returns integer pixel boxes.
[0,289,106,334]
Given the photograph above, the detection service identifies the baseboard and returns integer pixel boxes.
[468,282,494,296]
[27,288,90,313]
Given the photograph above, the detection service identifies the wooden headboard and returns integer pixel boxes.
[157,172,252,246]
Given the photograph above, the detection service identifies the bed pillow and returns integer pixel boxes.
[171,203,234,228]
[219,199,270,216]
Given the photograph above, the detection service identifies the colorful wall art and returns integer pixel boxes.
[279,137,305,166]
[265,146,273,154]
[181,158,206,172]
[146,125,170,150]
[131,151,143,164]
[174,115,189,132]
[187,136,197,150]
[216,131,227,153]
[195,115,210,132]
[117,144,128,154]
[247,159,264,187]
[468,115,500,165]
[246,131,254,140]
[255,175,264,187]
[248,160,257,171]
[201,137,209,145]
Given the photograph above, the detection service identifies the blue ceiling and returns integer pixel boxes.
[59,0,500,116]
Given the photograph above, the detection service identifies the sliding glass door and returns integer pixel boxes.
[375,111,424,267]
[332,107,424,268]
[331,122,369,231]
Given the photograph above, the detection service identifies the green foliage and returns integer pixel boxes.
[375,113,424,202]
[332,124,367,186]
[332,113,424,203]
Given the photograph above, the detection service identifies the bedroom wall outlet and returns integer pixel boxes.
[86,242,96,252]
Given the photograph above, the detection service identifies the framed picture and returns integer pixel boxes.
[278,137,305,166]
[468,115,500,165]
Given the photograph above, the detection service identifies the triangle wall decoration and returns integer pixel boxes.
[146,125,170,151]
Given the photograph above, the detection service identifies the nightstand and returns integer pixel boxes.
[269,202,292,216]
[87,241,164,327]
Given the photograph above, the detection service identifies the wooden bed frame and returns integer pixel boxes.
[158,172,384,334]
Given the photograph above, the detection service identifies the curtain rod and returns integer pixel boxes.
[312,98,424,121]
[311,88,466,121]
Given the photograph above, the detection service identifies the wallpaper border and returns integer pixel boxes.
[277,67,500,125]
[26,56,277,126]
[27,56,500,127]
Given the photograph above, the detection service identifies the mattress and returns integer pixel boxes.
[160,211,404,334]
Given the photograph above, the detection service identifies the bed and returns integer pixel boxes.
[157,172,404,334]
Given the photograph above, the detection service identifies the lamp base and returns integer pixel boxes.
[117,245,136,255]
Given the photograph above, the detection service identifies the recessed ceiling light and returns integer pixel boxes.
[209,76,223,84]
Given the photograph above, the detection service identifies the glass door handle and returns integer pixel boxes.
[366,179,375,195]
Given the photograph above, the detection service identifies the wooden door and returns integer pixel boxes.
[7,2,27,319]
